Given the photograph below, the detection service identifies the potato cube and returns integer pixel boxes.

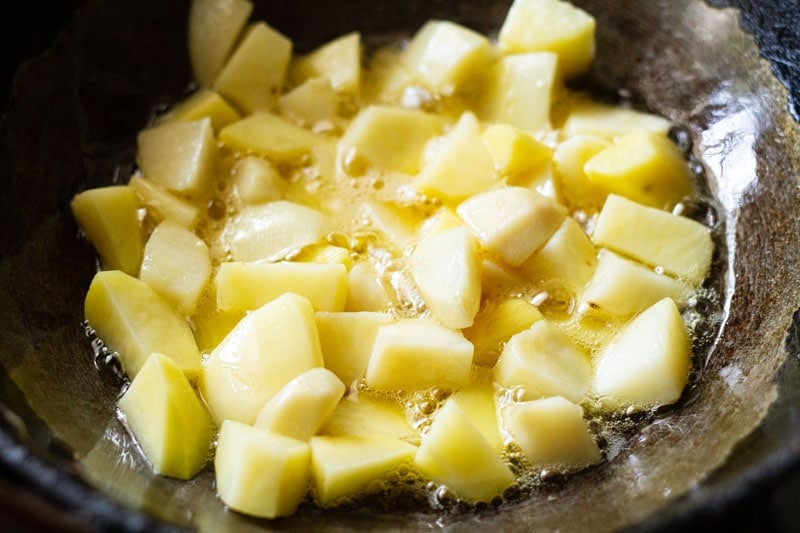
[583,130,693,210]
[592,194,713,284]
[140,220,212,315]
[294,244,353,270]
[415,400,515,502]
[464,297,543,367]
[482,123,553,180]
[495,320,591,403]
[158,89,240,132]
[200,293,323,425]
[321,395,417,440]
[84,270,201,378]
[360,200,417,253]
[188,0,253,87]
[315,311,393,386]
[215,261,348,313]
[190,291,243,354]
[220,112,323,160]
[233,156,284,205]
[344,262,392,312]
[118,353,213,479]
[421,207,463,237]
[519,216,596,291]
[457,186,566,266]
[498,0,595,79]
[480,52,558,132]
[278,78,338,128]
[254,367,345,441]
[137,118,216,196]
[501,396,601,468]
[338,105,443,175]
[365,321,473,392]
[410,227,481,329]
[552,134,609,210]
[71,186,142,276]
[593,297,690,409]
[561,98,670,138]
[291,32,362,94]
[580,248,688,318]
[215,22,292,113]
[450,381,503,453]
[414,112,497,201]
[215,420,310,518]
[310,435,417,507]
[221,201,327,262]
[402,21,491,96]
[129,176,201,228]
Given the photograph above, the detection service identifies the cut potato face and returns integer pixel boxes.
[73,0,720,519]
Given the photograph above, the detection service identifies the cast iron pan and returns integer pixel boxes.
[1,0,799,531]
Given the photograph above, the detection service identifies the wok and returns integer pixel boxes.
[1,0,799,530]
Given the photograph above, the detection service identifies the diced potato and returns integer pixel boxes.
[402,21,492,96]
[279,78,338,129]
[137,118,216,196]
[410,227,481,329]
[480,257,527,289]
[583,130,693,210]
[118,353,213,479]
[519,216,596,291]
[580,248,688,318]
[315,311,393,386]
[561,97,671,139]
[215,22,292,113]
[294,244,353,270]
[552,134,609,210]
[501,396,601,468]
[221,201,327,262]
[129,175,201,228]
[422,207,463,237]
[592,194,713,284]
[359,200,417,253]
[71,186,142,276]
[215,261,348,313]
[158,89,241,132]
[200,293,323,425]
[414,112,497,201]
[480,52,558,132]
[593,297,690,409]
[233,156,284,205]
[321,394,417,440]
[310,435,417,507]
[457,186,566,266]
[464,297,543,367]
[498,0,595,79]
[292,32,362,94]
[140,220,212,315]
[84,270,201,378]
[220,112,323,160]
[495,320,591,403]
[365,320,473,392]
[215,420,310,518]
[415,400,515,502]
[188,0,253,87]
[482,123,552,181]
[254,367,345,441]
[450,381,503,453]
[344,262,392,312]
[190,290,244,354]
[338,105,443,175]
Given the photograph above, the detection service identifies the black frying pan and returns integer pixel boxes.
[1,1,799,530]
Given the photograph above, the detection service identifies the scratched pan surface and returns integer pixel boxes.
[0,0,799,531]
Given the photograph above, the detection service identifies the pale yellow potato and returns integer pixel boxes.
[71,186,142,276]
[254,367,346,441]
[118,353,213,479]
[464,297,543,367]
[215,420,310,518]
[315,311,393,386]
[291,32,362,94]
[359,200,417,253]
[561,98,671,139]
[188,0,253,87]
[552,134,609,210]
[157,89,240,132]
[233,156,284,205]
[129,175,201,228]
[344,262,392,312]
[215,261,348,313]
[278,77,338,128]
[294,244,353,270]
[449,381,504,453]
[482,123,553,180]
[310,435,417,507]
[519,216,597,291]
[320,395,417,440]
[220,112,323,159]
[200,292,323,425]
[85,270,201,378]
